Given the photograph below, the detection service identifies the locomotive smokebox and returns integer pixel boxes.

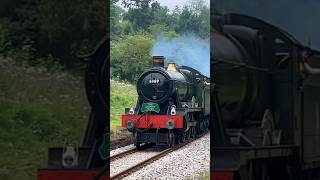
[153,56,165,67]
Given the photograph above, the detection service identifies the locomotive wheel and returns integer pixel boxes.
[205,118,209,132]
[179,132,186,143]
[176,129,186,143]
[182,132,186,142]
[195,124,200,138]
[135,142,143,150]
[134,131,143,150]
[169,132,175,147]
[183,114,191,141]
[185,129,190,140]
[190,127,196,139]
[188,126,194,139]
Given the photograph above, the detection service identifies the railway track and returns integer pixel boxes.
[111,137,133,150]
[110,143,151,161]
[110,148,138,161]
[110,133,208,180]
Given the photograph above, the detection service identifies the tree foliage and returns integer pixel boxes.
[177,0,210,38]
[111,0,210,82]
[111,33,153,82]
[0,0,108,68]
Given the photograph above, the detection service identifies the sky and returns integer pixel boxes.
[153,0,210,10]
[117,0,210,11]
[156,0,190,10]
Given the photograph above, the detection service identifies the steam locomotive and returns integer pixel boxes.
[122,56,210,148]
[212,14,320,180]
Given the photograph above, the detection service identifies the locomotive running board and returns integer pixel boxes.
[182,107,203,112]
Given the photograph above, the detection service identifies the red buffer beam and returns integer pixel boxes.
[211,171,234,180]
[38,169,109,180]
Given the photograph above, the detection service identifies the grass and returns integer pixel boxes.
[0,57,89,180]
[110,79,137,129]
[185,171,210,180]
[0,56,137,179]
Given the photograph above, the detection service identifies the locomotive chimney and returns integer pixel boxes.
[153,56,165,67]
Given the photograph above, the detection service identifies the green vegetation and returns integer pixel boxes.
[0,0,210,179]
[0,57,89,180]
[111,0,209,83]
[111,33,154,82]
[185,171,210,180]
[110,80,137,128]
[0,1,107,179]
[0,0,107,69]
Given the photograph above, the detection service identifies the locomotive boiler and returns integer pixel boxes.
[122,56,210,148]
[212,13,320,180]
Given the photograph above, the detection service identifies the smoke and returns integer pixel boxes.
[151,33,210,77]
[213,0,320,50]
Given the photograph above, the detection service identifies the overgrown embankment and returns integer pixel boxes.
[0,57,89,180]
[110,80,136,141]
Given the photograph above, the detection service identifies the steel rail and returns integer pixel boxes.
[110,143,150,161]
[110,148,139,162]
[110,132,208,180]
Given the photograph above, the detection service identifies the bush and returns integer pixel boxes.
[110,33,154,82]
[0,57,89,180]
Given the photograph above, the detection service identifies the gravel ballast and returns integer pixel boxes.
[110,144,135,157]
[110,133,210,179]
[110,147,163,176]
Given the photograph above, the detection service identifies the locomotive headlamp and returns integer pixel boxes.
[170,105,176,115]
[129,107,135,115]
[126,120,134,129]
[166,120,176,129]
[62,142,78,168]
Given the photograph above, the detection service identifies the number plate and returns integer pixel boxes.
[141,103,160,113]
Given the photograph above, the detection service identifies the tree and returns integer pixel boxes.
[150,2,173,29]
[0,0,108,68]
[176,0,210,38]
[111,0,125,39]
[37,0,108,66]
[111,33,154,82]
[122,0,154,31]
[110,33,153,82]
[122,0,154,9]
